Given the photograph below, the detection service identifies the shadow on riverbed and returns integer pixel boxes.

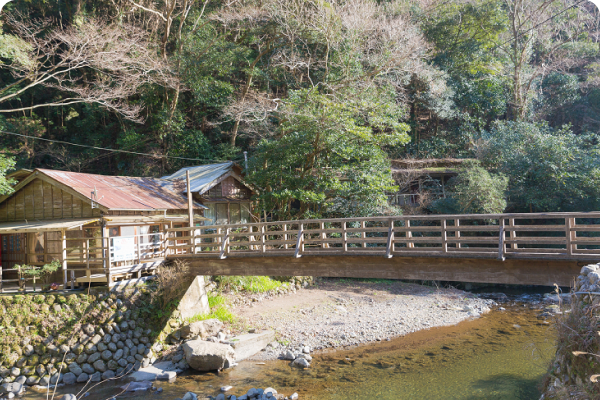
[464,373,542,400]
[313,278,448,297]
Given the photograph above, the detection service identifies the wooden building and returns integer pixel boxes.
[162,162,255,225]
[0,169,206,290]
[389,159,474,209]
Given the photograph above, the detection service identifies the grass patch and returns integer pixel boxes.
[208,293,226,308]
[215,276,283,293]
[188,305,236,324]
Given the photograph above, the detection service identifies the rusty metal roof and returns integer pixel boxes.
[38,169,206,211]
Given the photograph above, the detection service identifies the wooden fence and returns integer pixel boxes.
[165,212,600,262]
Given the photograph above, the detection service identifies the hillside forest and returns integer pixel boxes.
[0,0,599,219]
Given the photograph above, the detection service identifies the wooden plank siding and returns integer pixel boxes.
[0,178,98,222]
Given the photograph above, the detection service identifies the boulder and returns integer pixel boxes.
[181,319,223,339]
[182,340,235,372]
[0,382,23,394]
[293,358,310,368]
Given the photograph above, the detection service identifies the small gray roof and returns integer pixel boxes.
[161,162,236,194]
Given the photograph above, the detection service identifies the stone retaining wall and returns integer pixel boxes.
[0,288,171,388]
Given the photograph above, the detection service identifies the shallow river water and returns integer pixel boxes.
[26,302,556,400]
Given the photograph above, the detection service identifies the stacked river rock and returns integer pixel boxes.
[0,292,159,396]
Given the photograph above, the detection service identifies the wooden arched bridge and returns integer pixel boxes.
[163,212,600,287]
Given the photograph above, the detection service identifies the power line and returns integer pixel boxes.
[0,130,237,163]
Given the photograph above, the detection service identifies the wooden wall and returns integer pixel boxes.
[0,178,101,222]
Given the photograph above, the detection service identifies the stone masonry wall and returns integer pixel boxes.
[0,289,167,388]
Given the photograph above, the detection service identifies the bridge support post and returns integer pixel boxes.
[220,228,230,259]
[498,218,505,261]
[294,224,303,258]
[442,219,448,253]
[566,217,575,256]
[386,220,394,258]
[343,222,347,252]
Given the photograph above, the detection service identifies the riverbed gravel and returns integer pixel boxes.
[226,279,495,361]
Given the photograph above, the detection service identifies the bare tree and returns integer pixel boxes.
[495,0,596,120]
[0,14,176,122]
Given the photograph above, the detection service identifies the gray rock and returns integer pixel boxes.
[282,351,296,360]
[50,373,63,384]
[76,373,89,383]
[9,368,20,378]
[107,360,119,371]
[125,339,135,349]
[83,324,95,336]
[76,353,88,364]
[102,370,115,380]
[14,376,26,385]
[97,343,108,352]
[26,375,39,385]
[85,343,97,355]
[35,365,46,377]
[182,340,235,372]
[23,345,34,357]
[581,265,598,275]
[297,353,312,362]
[290,393,298,400]
[113,349,124,361]
[82,364,95,374]
[215,394,225,400]
[588,271,600,285]
[0,382,23,394]
[103,334,112,344]
[182,392,197,400]
[246,388,258,398]
[39,376,50,386]
[137,344,146,355]
[293,358,310,368]
[127,356,136,364]
[59,395,77,400]
[93,360,107,373]
[88,352,101,363]
[108,342,117,352]
[117,359,128,368]
[101,350,113,361]
[116,341,125,349]
[91,372,102,382]
[181,319,224,339]
[135,354,144,362]
[62,372,76,385]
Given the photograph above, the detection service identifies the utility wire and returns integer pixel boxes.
[0,130,238,163]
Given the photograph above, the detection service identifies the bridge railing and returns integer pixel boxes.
[165,212,600,261]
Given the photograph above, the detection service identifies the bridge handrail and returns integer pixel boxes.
[164,212,600,262]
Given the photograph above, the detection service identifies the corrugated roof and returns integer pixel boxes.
[161,162,235,194]
[39,169,204,211]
